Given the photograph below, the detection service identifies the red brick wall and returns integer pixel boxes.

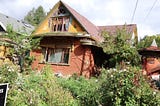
[31,38,95,77]
[142,57,160,75]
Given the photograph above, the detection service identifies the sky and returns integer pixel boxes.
[0,0,160,40]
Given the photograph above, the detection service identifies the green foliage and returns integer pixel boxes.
[24,5,46,26]
[58,76,100,106]
[0,64,77,106]
[99,67,160,106]
[4,25,40,72]
[137,35,160,49]
[100,27,140,67]
[1,62,160,106]
[58,66,160,106]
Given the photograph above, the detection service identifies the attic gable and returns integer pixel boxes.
[33,1,103,42]
[33,1,86,35]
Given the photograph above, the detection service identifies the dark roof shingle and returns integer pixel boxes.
[61,1,103,42]
[98,24,137,36]
[0,13,34,34]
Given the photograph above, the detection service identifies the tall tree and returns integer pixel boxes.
[4,25,40,72]
[24,6,46,26]
[100,28,140,67]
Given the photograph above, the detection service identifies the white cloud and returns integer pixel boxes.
[0,0,159,38]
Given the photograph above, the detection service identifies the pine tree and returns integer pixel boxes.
[24,6,46,26]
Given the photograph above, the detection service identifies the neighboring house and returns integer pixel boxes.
[98,24,138,44]
[0,13,34,64]
[138,39,160,88]
[31,1,138,77]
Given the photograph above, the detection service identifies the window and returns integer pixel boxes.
[42,47,70,64]
[49,6,70,32]
[50,17,70,32]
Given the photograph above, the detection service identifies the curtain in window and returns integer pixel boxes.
[48,49,62,63]
[63,49,69,63]
[54,49,62,63]
[42,47,47,62]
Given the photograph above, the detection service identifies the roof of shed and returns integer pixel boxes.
[0,12,34,34]
[98,24,137,36]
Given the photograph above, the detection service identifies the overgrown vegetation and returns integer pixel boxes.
[0,65,78,106]
[57,66,160,106]
[100,27,140,67]
[137,35,160,49]
[58,75,100,106]
[99,67,160,106]
[3,25,40,72]
[1,23,160,106]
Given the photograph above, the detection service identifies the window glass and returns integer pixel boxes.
[42,47,69,64]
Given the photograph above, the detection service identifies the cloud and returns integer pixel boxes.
[0,0,159,38]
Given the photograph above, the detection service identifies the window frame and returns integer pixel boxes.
[41,46,70,65]
[50,16,70,32]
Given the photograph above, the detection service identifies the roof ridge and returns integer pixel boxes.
[61,1,100,38]
[0,12,34,34]
[97,24,136,27]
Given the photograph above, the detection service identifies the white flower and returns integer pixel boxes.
[113,68,117,71]
[153,91,157,95]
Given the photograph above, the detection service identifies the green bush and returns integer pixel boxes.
[0,64,77,106]
[99,67,160,106]
[1,62,160,106]
[58,76,101,106]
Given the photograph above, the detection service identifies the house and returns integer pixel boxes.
[138,39,160,88]
[138,39,160,77]
[31,1,138,77]
[0,13,34,64]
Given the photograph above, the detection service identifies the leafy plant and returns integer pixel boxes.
[3,25,40,72]
[100,27,140,67]
[58,76,101,106]
[99,66,160,106]
[0,64,77,106]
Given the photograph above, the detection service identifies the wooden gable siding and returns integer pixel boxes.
[0,46,5,57]
[68,19,85,33]
[0,45,10,64]
[33,3,85,36]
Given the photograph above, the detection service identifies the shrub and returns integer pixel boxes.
[99,67,160,106]
[58,76,101,106]
[0,64,77,106]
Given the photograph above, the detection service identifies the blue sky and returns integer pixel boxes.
[0,0,160,39]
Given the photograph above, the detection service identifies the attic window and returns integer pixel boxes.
[50,17,70,32]
[58,6,66,15]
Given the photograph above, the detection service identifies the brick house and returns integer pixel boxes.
[31,1,138,77]
[139,39,160,78]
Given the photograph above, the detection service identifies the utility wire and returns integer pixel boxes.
[131,0,139,23]
[144,0,158,22]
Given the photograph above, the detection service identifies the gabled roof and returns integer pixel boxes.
[98,24,137,36]
[62,1,137,42]
[58,1,103,42]
[34,1,138,43]
[0,13,34,34]
[138,39,160,56]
